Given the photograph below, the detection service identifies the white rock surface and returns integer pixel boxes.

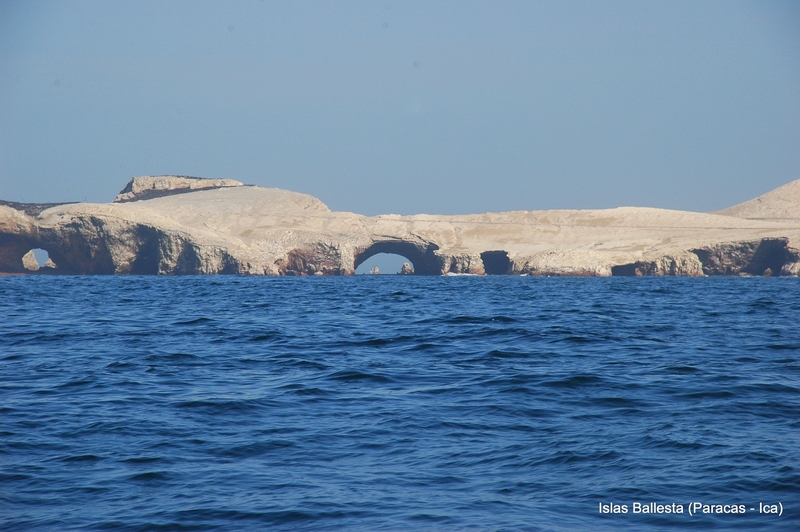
[21,250,39,271]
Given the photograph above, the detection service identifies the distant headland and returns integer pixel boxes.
[2,176,799,276]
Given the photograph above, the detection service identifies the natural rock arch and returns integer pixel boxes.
[0,234,38,273]
[0,236,59,274]
[354,240,442,276]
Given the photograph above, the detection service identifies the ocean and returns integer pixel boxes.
[1,276,798,531]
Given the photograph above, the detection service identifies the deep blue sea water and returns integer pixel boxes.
[1,276,799,531]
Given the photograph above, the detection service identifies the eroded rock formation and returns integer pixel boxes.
[113,175,244,203]
[2,175,799,277]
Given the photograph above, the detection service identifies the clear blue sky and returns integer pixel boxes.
[1,0,798,215]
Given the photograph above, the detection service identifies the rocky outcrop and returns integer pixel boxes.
[442,253,486,275]
[113,175,243,203]
[611,253,704,277]
[2,176,800,277]
[21,250,40,271]
[277,243,351,276]
[514,250,613,277]
[781,261,800,276]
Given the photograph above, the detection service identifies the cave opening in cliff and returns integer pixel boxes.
[355,241,441,275]
[481,251,511,275]
[745,238,792,276]
[355,253,410,275]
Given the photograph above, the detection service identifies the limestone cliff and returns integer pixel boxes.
[2,176,799,276]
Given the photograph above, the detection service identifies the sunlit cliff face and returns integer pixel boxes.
[1,178,800,277]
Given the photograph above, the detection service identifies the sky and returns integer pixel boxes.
[1,0,799,216]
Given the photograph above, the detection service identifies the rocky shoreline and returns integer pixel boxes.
[2,176,799,276]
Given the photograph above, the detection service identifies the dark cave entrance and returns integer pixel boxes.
[480,250,511,275]
[745,239,793,276]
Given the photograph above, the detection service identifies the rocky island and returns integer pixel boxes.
[2,176,799,276]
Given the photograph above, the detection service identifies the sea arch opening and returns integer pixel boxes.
[22,248,57,272]
[355,253,412,275]
[354,241,442,276]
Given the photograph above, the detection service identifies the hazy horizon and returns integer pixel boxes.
[2,1,799,216]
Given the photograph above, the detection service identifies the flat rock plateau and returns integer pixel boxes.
[2,176,800,276]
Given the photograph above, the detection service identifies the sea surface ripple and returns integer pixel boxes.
[1,276,799,531]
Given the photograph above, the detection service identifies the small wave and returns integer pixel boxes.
[414,315,517,325]
[750,298,777,309]
[281,358,330,370]
[167,352,200,359]
[450,315,517,324]
[487,349,529,359]
[60,454,103,462]
[403,342,441,352]
[104,360,134,368]
[213,440,295,459]
[249,332,279,342]
[542,375,603,388]
[174,398,277,412]
[123,456,163,464]
[55,378,96,389]
[642,435,718,451]
[327,370,394,383]
[175,508,317,525]
[0,472,31,482]
[338,337,392,347]
[277,384,330,397]
[539,449,622,465]
[173,317,213,326]
[550,334,595,343]
[766,343,800,351]
[681,390,736,399]
[145,352,201,363]
[665,365,701,373]
[128,471,170,482]
[592,396,648,408]
[741,382,800,394]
